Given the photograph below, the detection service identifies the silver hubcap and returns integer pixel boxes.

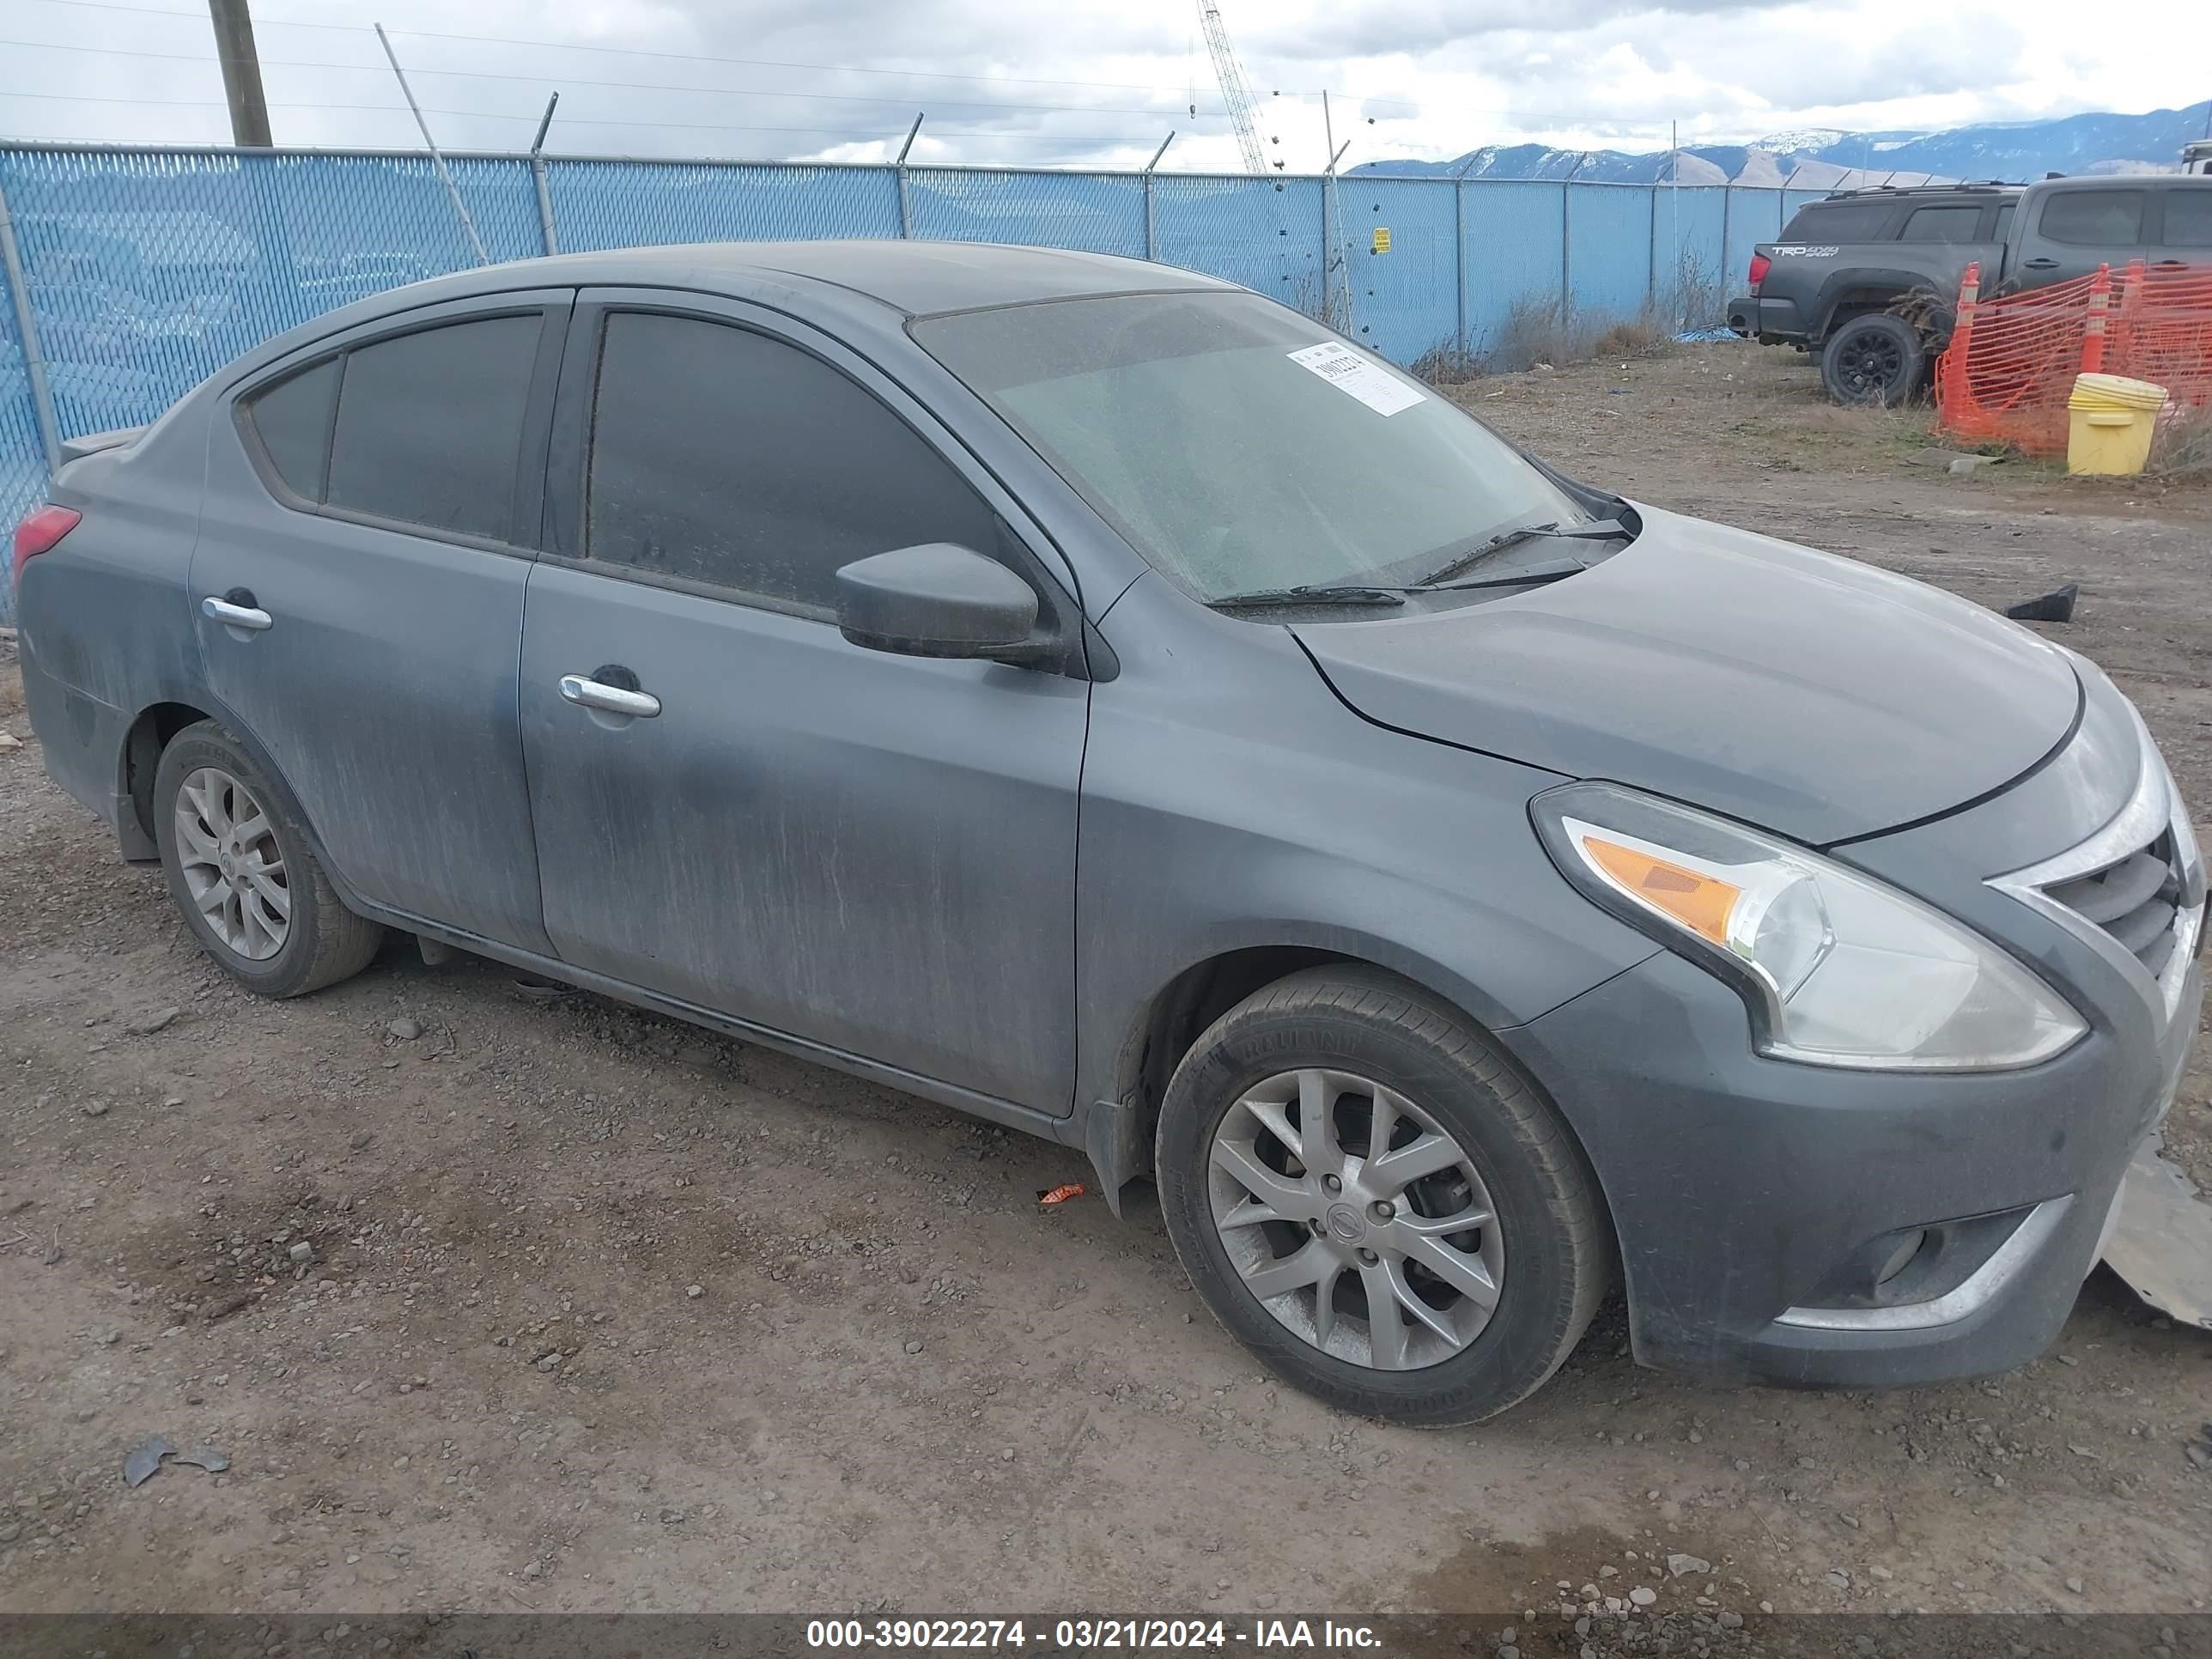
[173,766,290,962]
[1208,1068,1504,1370]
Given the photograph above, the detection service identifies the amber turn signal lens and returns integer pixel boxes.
[1578,834,1741,945]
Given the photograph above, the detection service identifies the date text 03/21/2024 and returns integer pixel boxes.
[803,1619,1386,1650]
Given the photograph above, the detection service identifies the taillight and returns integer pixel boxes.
[10,504,81,592]
[1747,252,1771,295]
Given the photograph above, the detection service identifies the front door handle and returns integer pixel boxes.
[201,595,273,631]
[559,673,661,719]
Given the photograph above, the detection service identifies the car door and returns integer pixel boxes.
[2148,185,2212,273]
[191,292,568,952]
[2014,186,2148,286]
[516,293,1089,1114]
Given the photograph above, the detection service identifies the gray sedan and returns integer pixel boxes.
[10,242,2201,1422]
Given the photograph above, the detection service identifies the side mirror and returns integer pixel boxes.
[836,543,1045,662]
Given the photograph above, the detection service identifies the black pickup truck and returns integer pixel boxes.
[1728,174,2212,404]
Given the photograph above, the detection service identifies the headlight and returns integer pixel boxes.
[1534,782,2086,1071]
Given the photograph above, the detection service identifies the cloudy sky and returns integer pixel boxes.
[4,0,2209,170]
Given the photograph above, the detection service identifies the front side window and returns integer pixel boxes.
[2159,190,2212,248]
[2039,190,2145,246]
[584,311,998,611]
[324,313,543,541]
[1899,205,1985,243]
[913,291,1583,604]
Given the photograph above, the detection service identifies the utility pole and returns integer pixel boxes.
[207,0,272,147]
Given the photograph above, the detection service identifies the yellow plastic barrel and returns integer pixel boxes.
[2067,373,2167,476]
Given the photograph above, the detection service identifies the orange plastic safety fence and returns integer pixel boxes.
[1936,262,2212,457]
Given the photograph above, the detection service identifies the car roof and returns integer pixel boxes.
[371,240,1238,321]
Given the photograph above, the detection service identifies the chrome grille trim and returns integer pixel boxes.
[1990,700,2206,1024]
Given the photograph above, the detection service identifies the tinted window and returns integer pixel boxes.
[2160,190,2212,247]
[1900,205,1985,243]
[1780,201,1894,242]
[586,312,997,611]
[2039,190,2144,246]
[242,356,338,502]
[1992,202,2015,243]
[325,313,542,540]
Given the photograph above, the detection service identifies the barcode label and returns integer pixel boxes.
[1286,342,1425,416]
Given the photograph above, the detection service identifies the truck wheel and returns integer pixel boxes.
[1155,966,1611,1425]
[1820,313,1925,407]
[154,721,386,998]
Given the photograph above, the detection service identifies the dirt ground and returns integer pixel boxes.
[0,340,2207,1632]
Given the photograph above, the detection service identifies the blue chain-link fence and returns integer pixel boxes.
[0,141,1804,618]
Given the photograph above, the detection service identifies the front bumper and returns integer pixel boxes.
[1503,944,2196,1388]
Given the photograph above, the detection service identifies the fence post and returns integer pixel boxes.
[1719,185,1732,301]
[1559,179,1571,329]
[1453,180,1466,361]
[529,157,558,256]
[894,113,923,240]
[0,171,61,477]
[1646,184,1657,310]
[1321,173,1333,327]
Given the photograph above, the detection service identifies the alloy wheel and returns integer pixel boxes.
[173,766,291,962]
[1206,1067,1504,1370]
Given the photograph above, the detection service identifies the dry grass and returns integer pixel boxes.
[2151,406,2212,477]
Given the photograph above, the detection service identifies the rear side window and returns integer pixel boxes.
[584,311,998,611]
[324,313,543,541]
[1780,201,1894,243]
[1899,204,1985,243]
[2039,190,2144,246]
[2160,190,2212,247]
[1992,202,2016,243]
[240,356,338,502]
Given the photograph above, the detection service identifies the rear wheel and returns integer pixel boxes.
[1820,312,1926,406]
[154,721,384,998]
[1155,967,1610,1425]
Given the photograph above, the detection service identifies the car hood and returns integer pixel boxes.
[1292,503,2082,846]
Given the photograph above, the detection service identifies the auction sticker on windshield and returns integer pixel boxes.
[1286,341,1425,416]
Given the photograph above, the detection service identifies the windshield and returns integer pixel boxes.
[912,291,1583,602]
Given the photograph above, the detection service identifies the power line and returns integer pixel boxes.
[0,87,1188,144]
[0,37,1231,122]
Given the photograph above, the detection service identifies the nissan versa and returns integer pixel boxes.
[11,243,2203,1423]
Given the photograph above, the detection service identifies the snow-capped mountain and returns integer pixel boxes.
[1352,102,2212,187]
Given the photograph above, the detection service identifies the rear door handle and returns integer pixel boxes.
[559,674,661,719]
[2022,258,2060,270]
[201,595,272,631]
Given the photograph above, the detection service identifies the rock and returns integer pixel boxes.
[1717,1611,1743,1630]
[1869,1565,1894,1582]
[903,1340,924,1354]
[2065,1577,2085,1595]
[1947,454,2003,477]
[1667,1553,1711,1578]
[1629,1587,1657,1607]
[0,1523,18,1543]
[387,1018,424,1041]
[521,1559,545,1580]
[0,732,20,752]
[684,1285,703,1299]
[288,1241,315,1266]
[125,1007,180,1036]
[82,1102,109,1118]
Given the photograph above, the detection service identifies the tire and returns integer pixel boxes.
[1820,312,1926,407]
[153,720,385,998]
[1155,966,1610,1425]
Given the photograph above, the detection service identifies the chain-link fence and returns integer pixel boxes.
[0,139,1832,617]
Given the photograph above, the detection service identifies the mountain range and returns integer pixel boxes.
[1352,101,2212,190]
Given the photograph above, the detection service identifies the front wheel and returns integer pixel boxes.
[154,720,386,998]
[1820,312,1927,407]
[1155,967,1611,1425]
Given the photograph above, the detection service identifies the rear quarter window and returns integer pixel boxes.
[1899,204,1987,243]
[240,356,339,502]
[1780,201,1897,243]
[2160,190,2212,248]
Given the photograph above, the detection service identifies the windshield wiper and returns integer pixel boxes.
[1420,556,1589,592]
[1415,517,1632,587]
[1207,583,1408,611]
